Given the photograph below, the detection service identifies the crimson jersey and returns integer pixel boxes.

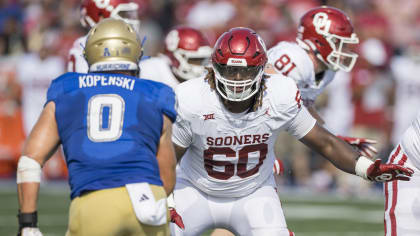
[172,73,316,197]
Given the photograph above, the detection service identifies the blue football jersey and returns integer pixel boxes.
[46,72,177,199]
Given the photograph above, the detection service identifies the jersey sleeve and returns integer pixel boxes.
[299,88,317,103]
[157,85,177,123]
[171,86,193,148]
[45,77,64,106]
[269,75,316,139]
[285,106,316,139]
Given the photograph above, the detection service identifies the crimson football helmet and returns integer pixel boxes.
[296,6,359,72]
[80,0,140,31]
[164,26,212,80]
[212,27,267,102]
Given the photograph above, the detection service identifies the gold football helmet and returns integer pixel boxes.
[84,18,142,73]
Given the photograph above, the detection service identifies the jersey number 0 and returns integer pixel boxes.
[87,94,125,142]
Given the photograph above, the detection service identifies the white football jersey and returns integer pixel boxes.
[67,35,88,73]
[17,53,65,135]
[267,41,335,102]
[172,74,316,197]
[390,56,420,145]
[400,111,420,169]
[139,56,179,89]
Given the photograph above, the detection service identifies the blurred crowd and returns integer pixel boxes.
[1,0,420,196]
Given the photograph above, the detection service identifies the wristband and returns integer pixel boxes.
[17,211,38,228]
[167,193,176,209]
[355,156,373,180]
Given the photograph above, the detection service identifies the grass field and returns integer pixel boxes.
[0,181,385,236]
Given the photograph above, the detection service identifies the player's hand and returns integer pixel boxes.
[169,208,185,230]
[273,159,284,175]
[367,159,414,182]
[18,228,43,236]
[338,136,378,158]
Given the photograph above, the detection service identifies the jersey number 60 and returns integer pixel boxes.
[204,143,267,180]
[87,94,125,142]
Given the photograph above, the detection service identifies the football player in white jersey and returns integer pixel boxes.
[266,6,377,157]
[67,0,140,73]
[141,26,283,236]
[390,52,420,146]
[170,27,413,236]
[139,26,213,89]
[384,111,420,235]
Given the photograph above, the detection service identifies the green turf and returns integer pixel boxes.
[0,183,384,236]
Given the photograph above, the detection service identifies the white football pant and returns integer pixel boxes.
[384,145,420,236]
[170,173,293,236]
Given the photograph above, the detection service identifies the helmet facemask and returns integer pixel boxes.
[172,46,212,80]
[213,62,264,102]
[324,33,359,72]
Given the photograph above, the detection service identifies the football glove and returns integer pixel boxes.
[169,208,185,230]
[167,193,185,230]
[19,228,43,236]
[356,156,414,182]
[338,136,378,158]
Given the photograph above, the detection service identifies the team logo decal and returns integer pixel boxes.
[313,12,331,35]
[203,113,215,120]
[103,48,111,56]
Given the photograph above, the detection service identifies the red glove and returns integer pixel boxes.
[367,159,414,182]
[273,159,284,176]
[356,156,414,182]
[338,136,378,158]
[169,208,185,230]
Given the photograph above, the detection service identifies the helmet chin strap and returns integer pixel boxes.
[313,52,330,73]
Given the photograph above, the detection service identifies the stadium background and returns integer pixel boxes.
[1,0,420,235]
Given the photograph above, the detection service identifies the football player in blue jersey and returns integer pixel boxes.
[16,19,177,236]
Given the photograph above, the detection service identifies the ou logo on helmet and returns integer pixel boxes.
[313,12,331,35]
[94,0,111,9]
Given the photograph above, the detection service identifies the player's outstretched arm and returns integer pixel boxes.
[157,115,177,195]
[300,123,413,182]
[17,102,61,236]
[304,101,378,158]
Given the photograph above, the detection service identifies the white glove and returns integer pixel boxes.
[21,227,43,236]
